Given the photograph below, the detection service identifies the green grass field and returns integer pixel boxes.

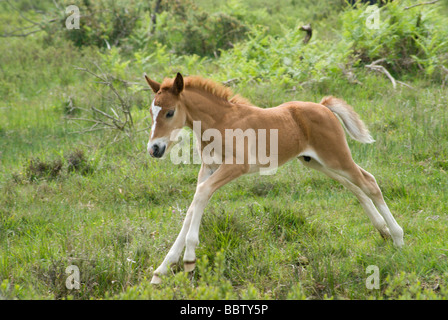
[1,0,448,300]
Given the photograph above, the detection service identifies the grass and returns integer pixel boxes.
[2,72,447,299]
[1,0,448,300]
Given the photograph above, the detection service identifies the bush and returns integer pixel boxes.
[47,0,148,48]
[25,157,63,181]
[12,150,94,183]
[65,149,93,175]
[138,0,249,57]
[341,0,448,77]
[215,25,352,87]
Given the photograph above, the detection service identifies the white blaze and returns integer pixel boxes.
[150,99,162,140]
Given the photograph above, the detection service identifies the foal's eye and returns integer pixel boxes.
[166,110,175,118]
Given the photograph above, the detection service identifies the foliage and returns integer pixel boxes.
[110,251,237,299]
[22,157,63,181]
[381,272,448,300]
[47,0,148,48]
[66,149,94,175]
[216,25,353,87]
[109,250,309,299]
[341,0,448,77]
[130,0,249,57]
[40,0,250,56]
[11,149,95,183]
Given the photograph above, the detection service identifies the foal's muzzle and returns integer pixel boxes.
[149,143,166,158]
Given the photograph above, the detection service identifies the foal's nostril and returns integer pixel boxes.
[152,144,159,154]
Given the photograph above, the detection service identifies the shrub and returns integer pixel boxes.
[25,157,63,181]
[65,149,93,175]
[47,0,148,48]
[215,25,352,87]
[12,149,94,183]
[341,0,448,77]
[130,0,248,56]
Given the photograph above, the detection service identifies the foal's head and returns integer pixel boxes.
[144,73,187,158]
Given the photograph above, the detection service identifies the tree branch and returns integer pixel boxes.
[71,65,137,135]
[0,28,43,38]
[1,0,59,38]
[365,60,396,89]
[365,59,413,90]
[405,0,440,10]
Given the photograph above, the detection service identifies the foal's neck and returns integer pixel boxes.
[182,89,233,131]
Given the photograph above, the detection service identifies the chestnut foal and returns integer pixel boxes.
[144,72,404,284]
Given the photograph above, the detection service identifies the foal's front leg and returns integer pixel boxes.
[150,164,213,285]
[151,164,246,283]
[182,163,248,272]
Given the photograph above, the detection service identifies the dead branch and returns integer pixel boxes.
[365,60,413,90]
[75,64,136,129]
[6,0,43,27]
[369,58,386,66]
[441,65,448,74]
[107,78,133,127]
[0,28,42,38]
[1,0,58,38]
[69,126,116,135]
[396,81,415,90]
[405,0,440,10]
[67,117,115,127]
[69,65,137,136]
[339,63,363,85]
[365,60,397,89]
[222,78,239,86]
[91,106,120,122]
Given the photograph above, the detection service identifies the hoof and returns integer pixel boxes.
[379,228,391,240]
[392,228,404,248]
[184,260,196,273]
[393,239,404,248]
[150,274,162,285]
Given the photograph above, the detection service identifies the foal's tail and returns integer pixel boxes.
[320,96,375,144]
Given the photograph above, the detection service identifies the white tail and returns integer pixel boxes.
[320,96,375,144]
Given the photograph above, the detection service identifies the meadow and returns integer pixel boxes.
[0,0,448,300]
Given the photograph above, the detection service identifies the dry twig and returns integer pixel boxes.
[365,63,397,89]
[1,0,57,37]
[365,59,413,90]
[69,65,136,136]
[405,0,440,10]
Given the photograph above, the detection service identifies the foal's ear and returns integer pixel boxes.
[171,72,184,96]
[144,73,160,93]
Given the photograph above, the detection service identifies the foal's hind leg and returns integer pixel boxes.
[299,156,392,240]
[352,166,404,247]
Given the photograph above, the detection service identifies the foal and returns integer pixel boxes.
[145,72,404,284]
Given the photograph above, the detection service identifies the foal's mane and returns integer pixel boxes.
[161,75,254,106]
